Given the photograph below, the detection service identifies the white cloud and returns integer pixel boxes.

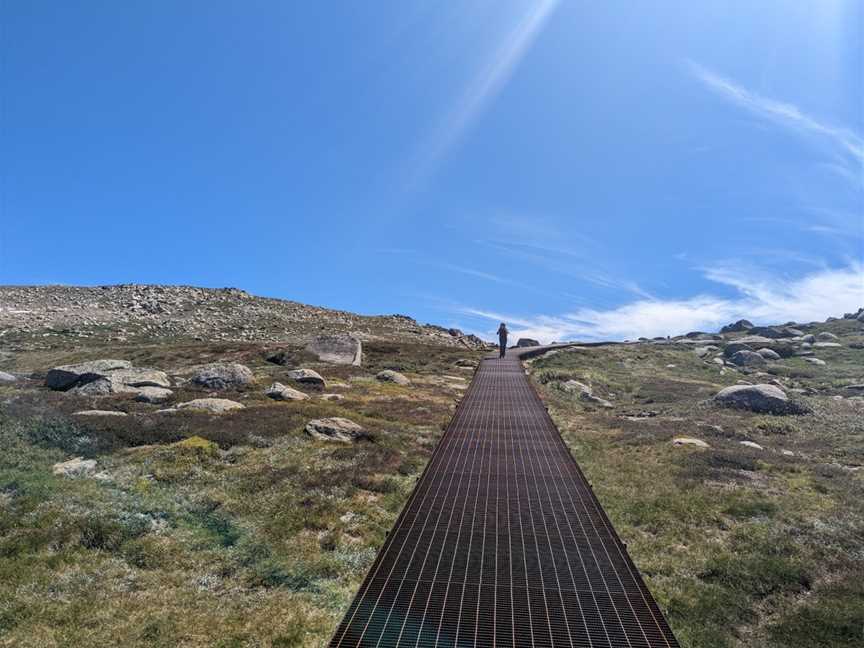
[688,62,864,164]
[460,263,864,343]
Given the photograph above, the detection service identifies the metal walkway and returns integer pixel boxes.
[329,350,679,647]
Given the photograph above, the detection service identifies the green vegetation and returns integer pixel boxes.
[529,335,864,648]
[0,340,480,647]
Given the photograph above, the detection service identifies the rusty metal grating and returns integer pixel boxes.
[329,352,680,647]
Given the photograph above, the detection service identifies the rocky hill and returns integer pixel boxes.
[1,291,862,648]
[0,284,487,350]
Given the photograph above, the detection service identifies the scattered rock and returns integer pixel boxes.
[713,384,810,415]
[52,457,98,478]
[720,319,753,334]
[320,393,345,401]
[0,371,17,382]
[561,380,592,395]
[740,441,764,450]
[45,359,133,390]
[561,380,613,408]
[516,338,540,348]
[694,346,719,358]
[845,384,864,392]
[265,382,309,401]
[376,370,410,385]
[305,417,366,442]
[188,363,254,390]
[672,437,710,449]
[816,332,839,341]
[801,334,816,344]
[756,348,782,361]
[813,342,842,348]
[287,368,326,388]
[306,334,362,366]
[748,326,802,339]
[583,393,613,408]
[723,342,753,357]
[804,357,826,366]
[134,386,174,403]
[734,335,778,346]
[73,410,128,417]
[175,398,245,414]
[729,350,767,367]
[71,367,172,395]
[781,449,795,456]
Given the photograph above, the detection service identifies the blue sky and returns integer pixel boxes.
[2,0,862,341]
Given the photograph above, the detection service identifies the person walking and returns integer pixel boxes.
[497,322,508,358]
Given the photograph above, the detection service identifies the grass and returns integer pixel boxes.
[0,339,482,647]
[528,335,864,648]
[2,320,862,646]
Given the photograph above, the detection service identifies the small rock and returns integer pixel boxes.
[804,357,826,366]
[305,417,366,443]
[729,350,767,367]
[801,334,816,344]
[188,363,254,390]
[756,348,781,361]
[134,386,174,403]
[720,319,753,334]
[0,371,17,382]
[320,393,344,401]
[52,457,98,478]
[306,334,362,366]
[813,342,841,348]
[781,449,794,456]
[561,380,592,395]
[713,384,809,415]
[582,393,613,408]
[694,346,719,358]
[740,441,764,450]
[287,368,326,388]
[45,359,133,390]
[266,382,309,401]
[723,342,753,357]
[816,332,838,341]
[672,437,710,449]
[376,370,410,385]
[175,398,245,414]
[73,410,128,417]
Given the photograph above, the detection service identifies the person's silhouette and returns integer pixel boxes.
[497,322,508,358]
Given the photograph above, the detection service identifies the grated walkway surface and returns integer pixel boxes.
[329,351,679,647]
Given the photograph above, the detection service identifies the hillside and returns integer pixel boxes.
[528,312,864,647]
[0,288,862,647]
[0,284,487,351]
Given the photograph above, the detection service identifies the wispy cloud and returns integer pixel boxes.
[407,0,560,190]
[459,263,864,343]
[688,62,864,168]
[480,238,654,300]
[440,263,508,284]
